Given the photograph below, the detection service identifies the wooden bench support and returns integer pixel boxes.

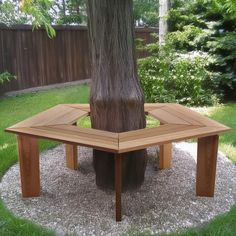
[17,135,40,197]
[115,154,122,222]
[65,144,78,170]
[196,135,219,197]
[159,143,172,169]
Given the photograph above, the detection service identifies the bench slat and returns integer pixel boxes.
[66,103,166,113]
[119,124,197,141]
[162,105,203,126]
[9,105,88,128]
[169,104,228,128]
[65,104,90,112]
[7,125,119,152]
[43,125,118,142]
[149,108,190,125]
[119,125,230,153]
[144,103,165,112]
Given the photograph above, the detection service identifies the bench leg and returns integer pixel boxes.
[159,143,172,169]
[196,135,219,197]
[17,135,40,197]
[65,144,78,170]
[115,154,122,222]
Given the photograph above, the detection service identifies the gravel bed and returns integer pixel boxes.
[0,143,236,236]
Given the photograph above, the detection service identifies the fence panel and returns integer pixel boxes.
[0,25,157,94]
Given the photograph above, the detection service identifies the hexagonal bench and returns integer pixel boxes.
[5,103,231,221]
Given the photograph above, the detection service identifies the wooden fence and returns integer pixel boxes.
[0,25,157,94]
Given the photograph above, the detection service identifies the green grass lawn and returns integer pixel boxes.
[207,103,236,163]
[0,85,235,236]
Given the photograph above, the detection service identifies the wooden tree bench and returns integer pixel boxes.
[5,103,231,221]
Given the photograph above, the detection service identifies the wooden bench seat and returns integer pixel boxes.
[5,103,231,222]
[8,125,119,153]
[118,123,228,153]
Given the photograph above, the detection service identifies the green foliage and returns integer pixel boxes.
[214,0,236,20]
[55,0,87,25]
[133,0,159,26]
[21,0,56,38]
[0,72,16,85]
[168,0,236,100]
[1,0,158,27]
[167,25,213,51]
[138,44,218,106]
[0,0,28,25]
[20,0,86,37]
[1,0,87,28]
[168,11,206,32]
[207,32,236,97]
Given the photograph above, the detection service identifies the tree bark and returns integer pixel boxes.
[87,0,147,191]
[159,0,169,45]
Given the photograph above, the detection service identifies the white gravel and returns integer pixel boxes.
[0,143,236,236]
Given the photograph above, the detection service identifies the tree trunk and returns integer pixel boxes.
[159,0,169,45]
[87,0,147,191]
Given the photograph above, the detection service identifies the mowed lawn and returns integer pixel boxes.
[208,103,236,163]
[0,85,235,236]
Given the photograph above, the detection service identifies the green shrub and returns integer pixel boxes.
[167,25,213,51]
[168,0,236,100]
[207,32,236,99]
[0,72,16,85]
[138,44,218,106]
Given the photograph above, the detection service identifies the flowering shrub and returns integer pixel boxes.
[138,44,218,106]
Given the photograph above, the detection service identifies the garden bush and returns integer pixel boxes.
[168,0,236,100]
[0,72,16,85]
[139,0,236,103]
[138,44,218,106]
